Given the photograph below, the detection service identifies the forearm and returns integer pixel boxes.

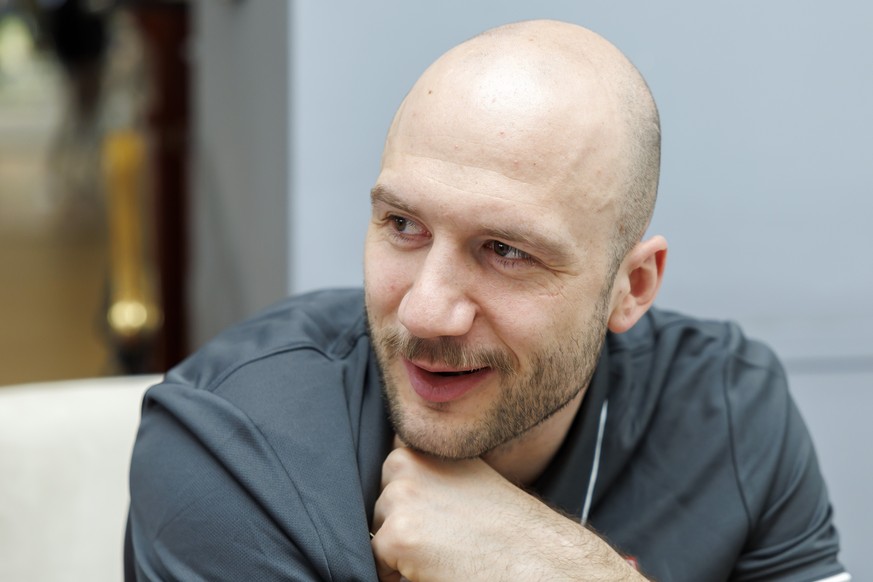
[504,493,650,582]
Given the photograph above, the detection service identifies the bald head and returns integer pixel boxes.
[384,20,660,266]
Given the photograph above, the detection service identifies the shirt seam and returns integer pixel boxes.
[723,345,755,535]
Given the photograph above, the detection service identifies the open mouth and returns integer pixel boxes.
[432,368,485,377]
[403,360,493,403]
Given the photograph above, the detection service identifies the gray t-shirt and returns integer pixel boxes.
[125,288,847,581]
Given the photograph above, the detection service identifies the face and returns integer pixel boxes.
[364,55,624,460]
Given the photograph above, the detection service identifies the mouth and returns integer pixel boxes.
[402,360,493,404]
[431,367,485,377]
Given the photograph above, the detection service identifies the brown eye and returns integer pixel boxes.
[488,241,530,261]
[386,215,427,237]
[493,241,512,257]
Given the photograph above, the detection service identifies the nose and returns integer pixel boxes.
[397,244,477,339]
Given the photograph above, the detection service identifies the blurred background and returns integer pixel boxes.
[1,0,186,383]
[0,0,869,577]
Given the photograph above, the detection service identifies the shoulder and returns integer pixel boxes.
[617,306,790,441]
[609,306,794,495]
[139,287,376,451]
[611,306,780,374]
[167,288,369,394]
[604,307,787,438]
[599,308,845,580]
[128,288,383,579]
[135,288,375,464]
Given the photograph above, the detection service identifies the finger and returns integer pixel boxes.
[380,446,420,489]
[373,471,420,537]
[371,490,386,534]
[371,532,404,582]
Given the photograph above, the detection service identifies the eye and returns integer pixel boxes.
[388,214,427,235]
[485,241,536,267]
[388,215,409,232]
[491,241,523,258]
[383,214,430,247]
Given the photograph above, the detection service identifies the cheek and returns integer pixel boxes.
[488,291,591,354]
[364,243,415,319]
[479,294,560,358]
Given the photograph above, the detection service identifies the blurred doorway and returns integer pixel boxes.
[0,1,189,385]
[0,8,108,385]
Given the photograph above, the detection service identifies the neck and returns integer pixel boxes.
[481,388,585,486]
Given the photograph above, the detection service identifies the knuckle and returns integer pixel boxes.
[382,449,425,489]
[382,512,419,549]
[382,477,418,504]
[383,447,415,471]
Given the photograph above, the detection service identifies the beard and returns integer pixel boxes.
[367,292,610,460]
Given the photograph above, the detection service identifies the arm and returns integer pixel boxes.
[127,372,379,581]
[724,334,847,581]
[126,382,327,580]
[126,291,382,580]
[371,448,649,582]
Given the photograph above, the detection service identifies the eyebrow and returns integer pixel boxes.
[371,184,574,264]
[371,185,417,215]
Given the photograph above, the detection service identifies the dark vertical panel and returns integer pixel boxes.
[132,4,190,371]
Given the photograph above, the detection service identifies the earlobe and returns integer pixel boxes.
[607,236,667,334]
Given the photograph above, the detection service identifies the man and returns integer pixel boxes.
[126,20,848,581]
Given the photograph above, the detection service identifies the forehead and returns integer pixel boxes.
[376,42,627,261]
[387,40,624,183]
[382,76,622,226]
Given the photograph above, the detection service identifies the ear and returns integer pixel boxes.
[607,235,668,334]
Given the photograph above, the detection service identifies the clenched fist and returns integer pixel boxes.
[370,447,647,582]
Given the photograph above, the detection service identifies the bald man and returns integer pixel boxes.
[126,21,848,582]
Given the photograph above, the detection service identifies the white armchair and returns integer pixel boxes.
[0,375,161,582]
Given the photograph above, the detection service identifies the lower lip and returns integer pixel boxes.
[402,360,493,404]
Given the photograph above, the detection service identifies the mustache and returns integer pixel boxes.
[378,328,517,376]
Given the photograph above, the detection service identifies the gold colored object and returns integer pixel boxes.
[103,129,162,342]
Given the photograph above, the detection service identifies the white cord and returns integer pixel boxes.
[581,399,608,524]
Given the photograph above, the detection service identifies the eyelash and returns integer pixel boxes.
[385,214,428,242]
[484,241,537,268]
[383,213,538,269]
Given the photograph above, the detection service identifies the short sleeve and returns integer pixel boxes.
[725,336,848,582]
[127,381,329,581]
[126,352,381,581]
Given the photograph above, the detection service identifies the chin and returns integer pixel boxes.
[389,400,512,460]
[398,429,491,460]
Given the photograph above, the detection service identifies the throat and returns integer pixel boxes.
[482,388,587,486]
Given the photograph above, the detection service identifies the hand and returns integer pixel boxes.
[370,447,646,582]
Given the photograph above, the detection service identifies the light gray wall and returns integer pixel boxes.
[189,0,290,348]
[290,1,871,578]
[290,1,873,361]
[791,372,871,580]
